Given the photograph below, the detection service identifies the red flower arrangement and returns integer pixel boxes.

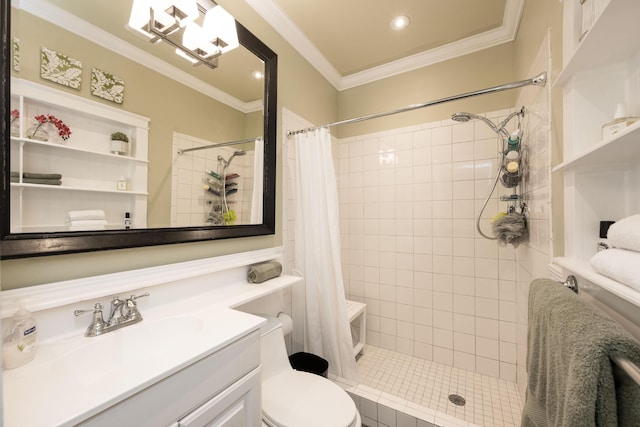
[10,109,19,122]
[30,114,71,140]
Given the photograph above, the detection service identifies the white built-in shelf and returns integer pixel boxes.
[553,120,640,172]
[14,224,132,233]
[554,256,640,308]
[10,78,150,230]
[11,137,149,164]
[554,0,640,87]
[11,182,148,196]
[555,0,640,313]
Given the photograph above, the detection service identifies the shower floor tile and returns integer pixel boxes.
[356,345,523,426]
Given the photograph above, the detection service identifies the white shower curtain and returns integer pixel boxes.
[250,138,264,224]
[293,128,359,381]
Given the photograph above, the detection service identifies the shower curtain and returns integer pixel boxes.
[293,128,359,381]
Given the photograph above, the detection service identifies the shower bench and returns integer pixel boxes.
[345,299,366,358]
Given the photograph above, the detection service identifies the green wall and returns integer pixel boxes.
[1,1,562,290]
[1,3,339,290]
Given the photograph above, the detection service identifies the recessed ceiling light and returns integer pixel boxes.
[390,15,410,31]
[251,70,264,79]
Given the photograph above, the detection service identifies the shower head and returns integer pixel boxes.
[451,111,511,139]
[218,150,247,168]
[451,112,474,122]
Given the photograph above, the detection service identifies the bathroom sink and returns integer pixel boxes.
[53,315,204,382]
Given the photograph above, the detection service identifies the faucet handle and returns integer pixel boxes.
[74,303,104,317]
[74,303,106,337]
[124,293,149,322]
[129,292,150,301]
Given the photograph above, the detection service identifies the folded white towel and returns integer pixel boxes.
[66,210,106,222]
[590,248,640,292]
[607,214,640,252]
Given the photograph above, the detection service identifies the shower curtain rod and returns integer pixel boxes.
[177,136,262,155]
[286,71,547,137]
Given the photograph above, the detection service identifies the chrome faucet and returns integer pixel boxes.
[106,296,126,327]
[75,293,149,337]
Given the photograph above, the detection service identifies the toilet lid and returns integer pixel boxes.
[262,371,357,427]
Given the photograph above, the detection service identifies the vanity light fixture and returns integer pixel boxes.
[390,15,410,31]
[128,0,239,69]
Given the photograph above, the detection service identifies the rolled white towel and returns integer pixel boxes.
[590,248,640,292]
[66,210,106,222]
[607,214,640,252]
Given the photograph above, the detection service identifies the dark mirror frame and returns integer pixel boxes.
[0,1,278,259]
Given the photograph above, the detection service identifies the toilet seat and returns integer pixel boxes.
[262,370,358,427]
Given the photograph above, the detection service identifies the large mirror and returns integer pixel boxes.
[1,0,277,259]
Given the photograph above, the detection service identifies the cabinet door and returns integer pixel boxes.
[178,368,261,427]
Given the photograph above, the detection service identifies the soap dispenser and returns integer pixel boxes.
[2,302,38,369]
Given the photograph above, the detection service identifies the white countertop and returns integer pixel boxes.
[3,273,301,427]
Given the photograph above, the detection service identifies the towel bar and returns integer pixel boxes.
[612,356,640,386]
[558,275,639,386]
[563,275,578,293]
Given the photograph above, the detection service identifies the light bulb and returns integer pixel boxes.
[390,15,410,31]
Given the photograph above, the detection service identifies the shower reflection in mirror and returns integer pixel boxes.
[172,134,263,226]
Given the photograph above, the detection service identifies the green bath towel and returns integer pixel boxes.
[522,278,640,427]
[247,260,282,284]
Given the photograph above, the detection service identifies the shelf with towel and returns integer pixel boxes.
[10,78,150,231]
[553,257,640,308]
[555,0,640,309]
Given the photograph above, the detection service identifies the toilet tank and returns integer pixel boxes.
[260,320,293,381]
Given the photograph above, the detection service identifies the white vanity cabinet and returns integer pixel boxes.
[78,330,262,427]
[9,78,149,232]
[553,0,640,305]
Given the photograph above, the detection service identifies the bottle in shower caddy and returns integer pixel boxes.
[507,128,521,151]
[505,150,519,173]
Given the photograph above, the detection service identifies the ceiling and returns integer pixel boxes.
[245,0,525,90]
[18,0,525,109]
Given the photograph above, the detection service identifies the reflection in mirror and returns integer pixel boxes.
[172,135,263,226]
[1,0,278,259]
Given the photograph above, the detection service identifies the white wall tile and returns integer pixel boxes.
[327,105,549,384]
[476,337,499,359]
[476,317,500,340]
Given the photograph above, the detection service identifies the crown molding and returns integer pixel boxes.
[245,0,525,91]
[243,0,343,88]
[16,0,260,113]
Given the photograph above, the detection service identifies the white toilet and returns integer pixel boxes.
[259,315,361,427]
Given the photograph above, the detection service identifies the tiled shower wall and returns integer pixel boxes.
[336,109,523,382]
[171,132,256,226]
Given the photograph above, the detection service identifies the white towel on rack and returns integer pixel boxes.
[66,210,106,222]
[607,214,640,252]
[590,248,640,292]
